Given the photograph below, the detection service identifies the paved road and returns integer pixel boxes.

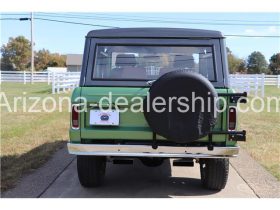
[41,158,257,198]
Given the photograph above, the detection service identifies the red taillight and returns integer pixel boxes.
[228,107,236,131]
[72,105,79,129]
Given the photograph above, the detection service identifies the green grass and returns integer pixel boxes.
[239,86,280,180]
[0,82,71,192]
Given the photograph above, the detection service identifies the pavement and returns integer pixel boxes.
[2,144,280,198]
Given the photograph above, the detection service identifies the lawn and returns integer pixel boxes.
[239,86,280,180]
[0,83,279,192]
[0,82,71,191]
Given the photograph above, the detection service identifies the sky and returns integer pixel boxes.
[1,12,279,62]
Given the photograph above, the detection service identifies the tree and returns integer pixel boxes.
[35,49,66,71]
[268,53,280,75]
[226,47,246,73]
[1,36,31,70]
[237,60,247,73]
[247,51,268,74]
[48,53,66,69]
[0,36,66,71]
[34,49,51,70]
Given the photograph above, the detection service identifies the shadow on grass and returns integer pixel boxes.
[1,140,66,192]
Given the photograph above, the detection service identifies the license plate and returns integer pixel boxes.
[89,110,119,126]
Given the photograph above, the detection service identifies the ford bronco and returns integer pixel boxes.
[68,28,246,190]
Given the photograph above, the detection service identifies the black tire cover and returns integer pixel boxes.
[143,70,218,143]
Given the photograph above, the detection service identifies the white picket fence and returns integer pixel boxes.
[263,74,280,87]
[0,70,80,94]
[51,72,80,94]
[0,70,279,96]
[229,74,280,97]
[0,70,52,84]
[229,74,265,97]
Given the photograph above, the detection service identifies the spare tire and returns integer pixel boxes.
[143,70,218,143]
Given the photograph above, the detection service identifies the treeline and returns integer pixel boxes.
[227,47,280,75]
[0,36,66,71]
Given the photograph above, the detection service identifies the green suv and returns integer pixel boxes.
[68,28,246,190]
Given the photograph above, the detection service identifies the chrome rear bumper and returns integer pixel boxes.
[67,143,239,158]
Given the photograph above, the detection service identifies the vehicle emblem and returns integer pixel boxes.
[100,114,109,121]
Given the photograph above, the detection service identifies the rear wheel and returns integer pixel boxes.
[77,156,106,188]
[200,158,229,190]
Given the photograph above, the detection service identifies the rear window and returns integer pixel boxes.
[93,45,216,81]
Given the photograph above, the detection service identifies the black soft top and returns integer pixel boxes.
[87,28,224,39]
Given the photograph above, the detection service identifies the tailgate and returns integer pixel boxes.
[79,87,228,142]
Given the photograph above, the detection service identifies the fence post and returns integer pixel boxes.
[0,71,1,84]
[63,73,66,92]
[261,73,265,97]
[23,71,26,84]
[247,76,251,94]
[30,71,33,84]
[52,72,56,94]
[57,73,60,94]
[278,75,280,88]
[47,71,50,85]
[253,75,258,96]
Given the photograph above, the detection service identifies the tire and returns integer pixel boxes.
[140,157,164,167]
[77,155,106,188]
[200,158,229,190]
[143,70,218,143]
